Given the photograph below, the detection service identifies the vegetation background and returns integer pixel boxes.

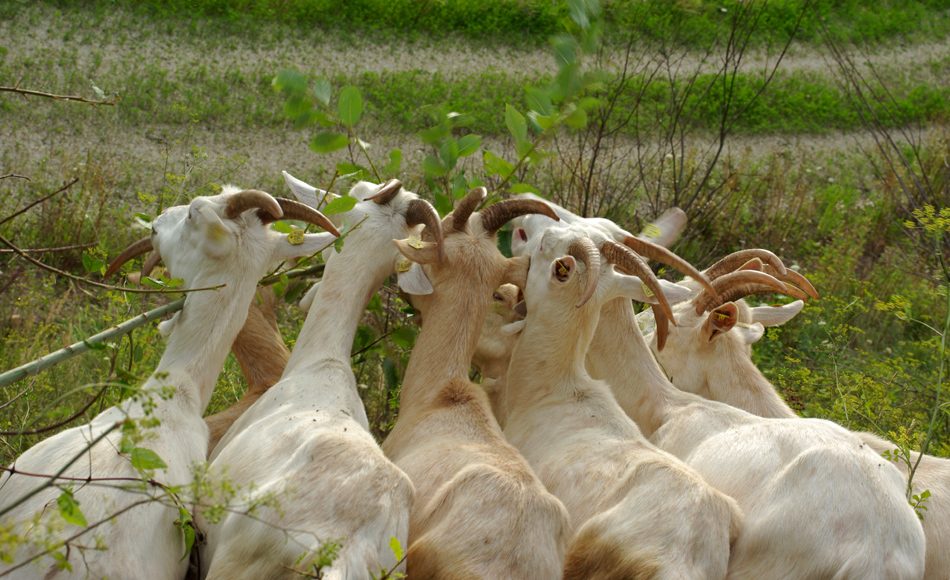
[2,0,950,473]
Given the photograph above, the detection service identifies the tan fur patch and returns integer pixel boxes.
[563,530,661,580]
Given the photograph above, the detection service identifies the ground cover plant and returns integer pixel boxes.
[2,0,950,573]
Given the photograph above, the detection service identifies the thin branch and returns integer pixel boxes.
[0,174,30,182]
[0,242,98,254]
[0,85,118,107]
[0,178,78,227]
[0,385,110,436]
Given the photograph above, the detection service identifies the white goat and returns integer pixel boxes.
[513,203,927,580]
[381,189,572,579]
[0,187,337,579]
[503,227,743,580]
[646,268,950,580]
[198,176,441,580]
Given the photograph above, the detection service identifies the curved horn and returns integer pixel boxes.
[763,264,820,300]
[652,304,669,352]
[225,189,283,221]
[480,199,560,235]
[141,250,163,281]
[264,198,340,237]
[623,236,719,302]
[692,270,809,315]
[452,187,487,232]
[366,179,403,205]
[406,199,445,264]
[568,237,601,308]
[600,240,675,324]
[704,249,786,281]
[104,237,153,278]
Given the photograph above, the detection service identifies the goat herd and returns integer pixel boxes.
[1,173,947,580]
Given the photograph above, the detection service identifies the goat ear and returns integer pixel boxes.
[158,312,180,337]
[299,282,320,312]
[702,302,739,342]
[736,322,766,344]
[282,170,338,211]
[503,255,530,288]
[197,206,234,258]
[634,207,686,248]
[395,238,441,266]
[272,232,338,262]
[397,261,434,295]
[750,299,804,327]
[610,273,692,305]
[501,319,526,335]
[738,257,764,272]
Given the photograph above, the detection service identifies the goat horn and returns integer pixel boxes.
[480,199,560,235]
[704,249,786,281]
[693,270,809,315]
[104,237,153,278]
[262,198,340,237]
[141,249,163,281]
[568,237,601,308]
[600,240,675,325]
[405,198,445,264]
[652,304,669,352]
[623,236,719,302]
[452,187,487,232]
[763,264,820,300]
[225,189,283,221]
[366,179,403,205]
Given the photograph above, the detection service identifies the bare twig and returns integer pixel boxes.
[0,385,110,436]
[0,178,78,227]
[0,242,98,254]
[0,85,118,107]
[0,174,30,182]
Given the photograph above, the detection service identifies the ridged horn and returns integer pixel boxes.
[366,179,403,205]
[104,237,153,278]
[763,264,820,300]
[623,236,719,302]
[600,240,675,325]
[652,304,669,352]
[406,198,445,264]
[225,189,283,221]
[452,187,487,232]
[704,249,786,281]
[693,270,809,315]
[568,237,601,308]
[141,250,163,281]
[263,198,340,237]
[480,199,560,235]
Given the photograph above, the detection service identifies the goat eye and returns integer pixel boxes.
[492,293,502,301]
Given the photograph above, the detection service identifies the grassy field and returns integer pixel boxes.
[2,0,949,475]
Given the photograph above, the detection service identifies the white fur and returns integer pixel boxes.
[513,203,926,580]
[0,187,336,579]
[200,177,418,580]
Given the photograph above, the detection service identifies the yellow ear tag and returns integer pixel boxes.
[408,235,424,249]
[641,283,654,298]
[642,223,662,238]
[396,259,412,273]
[716,312,730,322]
[556,260,569,276]
[287,228,305,245]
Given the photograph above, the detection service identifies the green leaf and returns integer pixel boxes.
[338,86,363,126]
[505,104,527,146]
[567,0,590,30]
[272,70,308,96]
[439,138,459,172]
[336,161,369,180]
[141,276,165,289]
[57,492,88,527]
[389,536,405,562]
[551,34,578,68]
[390,326,417,349]
[312,76,331,106]
[508,183,541,195]
[423,155,447,177]
[446,112,475,128]
[457,135,482,158]
[271,220,293,234]
[434,191,454,216]
[383,149,402,175]
[383,357,399,391]
[565,105,588,130]
[82,252,104,274]
[527,111,556,132]
[525,87,553,116]
[483,151,514,180]
[131,447,168,471]
[174,506,196,561]
[310,133,350,153]
[419,123,450,145]
[322,196,358,216]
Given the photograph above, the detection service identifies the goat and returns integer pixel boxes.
[0,187,337,579]
[470,284,523,428]
[647,260,950,580]
[198,176,439,580]
[512,203,927,580]
[381,189,572,580]
[503,228,743,580]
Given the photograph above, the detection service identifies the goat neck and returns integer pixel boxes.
[586,297,693,437]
